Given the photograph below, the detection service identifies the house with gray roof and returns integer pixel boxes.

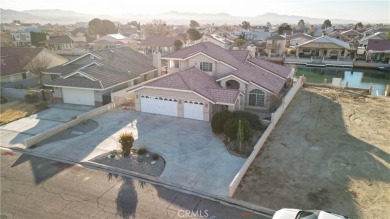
[43,47,158,106]
[126,42,291,121]
[295,36,351,58]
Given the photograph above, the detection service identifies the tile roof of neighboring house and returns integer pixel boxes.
[367,39,390,51]
[203,34,234,45]
[341,29,362,35]
[286,33,314,40]
[227,50,249,63]
[359,32,387,44]
[44,63,93,75]
[92,34,127,44]
[247,58,291,78]
[0,47,44,77]
[44,47,156,89]
[297,36,350,49]
[266,35,286,40]
[140,37,179,47]
[142,67,239,104]
[42,35,74,44]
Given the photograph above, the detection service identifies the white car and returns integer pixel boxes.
[273,209,350,219]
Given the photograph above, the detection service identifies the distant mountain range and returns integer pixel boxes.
[1,8,359,25]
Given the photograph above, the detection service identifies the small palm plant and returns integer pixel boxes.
[118,132,135,157]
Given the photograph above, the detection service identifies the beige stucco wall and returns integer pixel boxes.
[133,87,212,121]
[245,84,276,111]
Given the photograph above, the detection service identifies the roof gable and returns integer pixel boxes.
[0,47,44,76]
[297,36,350,49]
[137,67,239,104]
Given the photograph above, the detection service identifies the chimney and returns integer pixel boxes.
[153,52,162,76]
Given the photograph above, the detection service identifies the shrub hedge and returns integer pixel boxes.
[211,110,232,133]
[223,117,251,140]
[232,111,261,130]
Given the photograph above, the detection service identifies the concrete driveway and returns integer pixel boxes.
[31,110,246,197]
[0,104,93,149]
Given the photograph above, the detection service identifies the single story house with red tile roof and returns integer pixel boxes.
[126,42,291,121]
[0,47,67,83]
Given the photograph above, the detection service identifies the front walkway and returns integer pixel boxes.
[28,110,245,197]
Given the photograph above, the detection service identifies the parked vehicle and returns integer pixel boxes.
[272,209,350,219]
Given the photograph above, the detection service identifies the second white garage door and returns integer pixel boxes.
[184,100,204,120]
[62,88,95,106]
[140,95,178,117]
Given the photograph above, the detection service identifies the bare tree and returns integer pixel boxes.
[24,55,50,86]
[143,19,170,38]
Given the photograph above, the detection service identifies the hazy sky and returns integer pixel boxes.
[2,0,389,22]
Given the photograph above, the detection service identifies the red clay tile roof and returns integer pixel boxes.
[164,42,244,69]
[145,67,239,104]
[230,63,286,94]
[164,42,289,94]
[227,50,249,63]
[0,47,44,77]
[247,57,291,78]
[367,39,390,51]
[141,37,180,47]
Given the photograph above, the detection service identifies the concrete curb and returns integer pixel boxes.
[1,146,274,218]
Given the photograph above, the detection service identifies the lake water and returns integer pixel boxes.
[292,66,390,96]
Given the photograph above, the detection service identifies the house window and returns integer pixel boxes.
[170,60,179,68]
[249,89,265,107]
[200,62,212,72]
[22,72,27,79]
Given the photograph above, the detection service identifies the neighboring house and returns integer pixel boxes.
[70,27,88,37]
[43,47,158,106]
[140,37,180,54]
[202,34,233,50]
[245,31,272,43]
[340,29,363,40]
[10,32,31,47]
[128,42,291,121]
[295,36,351,58]
[366,39,390,62]
[0,47,67,83]
[89,34,134,51]
[41,35,80,50]
[286,33,314,47]
[265,35,286,56]
[0,32,11,46]
[359,32,387,47]
[118,24,140,39]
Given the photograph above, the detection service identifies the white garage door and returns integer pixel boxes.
[184,100,204,120]
[62,88,95,106]
[140,95,178,117]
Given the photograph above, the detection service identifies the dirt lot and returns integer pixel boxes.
[0,100,45,125]
[234,86,390,219]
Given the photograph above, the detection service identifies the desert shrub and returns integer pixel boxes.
[119,132,135,157]
[152,154,159,160]
[211,110,232,133]
[223,117,251,140]
[0,96,8,104]
[25,93,39,103]
[137,147,146,155]
[36,102,48,111]
[232,111,261,130]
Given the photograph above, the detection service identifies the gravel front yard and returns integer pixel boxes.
[91,150,165,177]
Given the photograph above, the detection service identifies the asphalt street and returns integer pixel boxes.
[0,149,270,219]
